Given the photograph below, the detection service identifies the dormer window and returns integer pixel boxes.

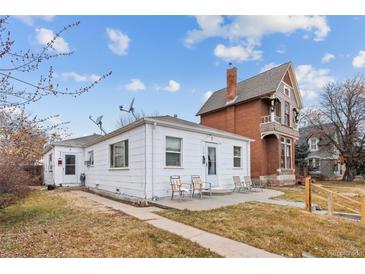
[308,138,319,152]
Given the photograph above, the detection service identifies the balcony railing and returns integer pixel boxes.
[261,115,281,124]
[260,114,299,138]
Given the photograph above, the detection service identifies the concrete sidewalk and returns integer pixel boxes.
[70,191,282,258]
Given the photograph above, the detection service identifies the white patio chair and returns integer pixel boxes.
[170,175,192,200]
[233,176,248,192]
[244,176,263,192]
[191,175,212,199]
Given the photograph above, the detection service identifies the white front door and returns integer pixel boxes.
[63,153,78,184]
[205,143,218,187]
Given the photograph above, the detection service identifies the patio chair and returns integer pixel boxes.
[170,175,192,200]
[233,176,248,192]
[191,175,212,199]
[244,176,264,191]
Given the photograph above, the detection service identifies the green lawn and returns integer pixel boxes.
[158,202,365,258]
[0,191,218,258]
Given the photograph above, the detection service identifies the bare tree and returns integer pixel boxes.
[0,106,69,165]
[304,75,365,181]
[117,110,160,128]
[0,16,111,109]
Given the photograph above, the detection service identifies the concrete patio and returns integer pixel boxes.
[150,189,292,211]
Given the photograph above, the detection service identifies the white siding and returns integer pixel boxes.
[148,124,250,198]
[45,122,251,199]
[43,149,55,185]
[53,146,84,186]
[83,125,147,198]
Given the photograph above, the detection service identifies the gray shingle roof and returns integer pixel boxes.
[197,62,291,115]
[53,134,102,147]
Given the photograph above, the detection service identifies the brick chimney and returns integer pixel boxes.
[226,67,238,101]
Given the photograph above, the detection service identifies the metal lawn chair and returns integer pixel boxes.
[170,175,192,200]
[191,175,212,199]
[244,176,264,191]
[233,176,248,192]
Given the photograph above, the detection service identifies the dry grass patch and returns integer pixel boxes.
[272,181,365,213]
[0,191,218,258]
[158,202,365,258]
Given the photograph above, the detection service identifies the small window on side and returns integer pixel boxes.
[165,137,182,167]
[110,140,129,168]
[48,153,53,172]
[233,146,242,168]
[87,151,94,166]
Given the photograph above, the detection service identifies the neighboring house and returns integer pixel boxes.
[43,116,252,199]
[197,62,303,185]
[298,125,345,180]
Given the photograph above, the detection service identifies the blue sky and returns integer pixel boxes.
[7,15,365,136]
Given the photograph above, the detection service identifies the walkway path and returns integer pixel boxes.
[70,191,281,258]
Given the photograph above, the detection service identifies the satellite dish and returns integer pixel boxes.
[89,115,107,135]
[129,98,135,112]
[119,97,137,120]
[95,115,103,125]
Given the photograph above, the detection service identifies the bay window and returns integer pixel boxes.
[280,137,292,169]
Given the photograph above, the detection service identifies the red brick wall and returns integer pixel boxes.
[283,71,293,87]
[264,135,280,175]
[200,99,271,178]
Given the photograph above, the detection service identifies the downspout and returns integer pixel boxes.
[143,124,147,200]
[151,122,156,199]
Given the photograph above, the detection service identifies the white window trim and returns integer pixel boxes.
[308,137,319,152]
[87,150,94,167]
[281,137,292,169]
[110,140,129,168]
[48,153,53,172]
[165,136,183,168]
[233,146,242,168]
[283,84,291,98]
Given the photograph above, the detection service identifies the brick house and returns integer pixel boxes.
[197,62,303,185]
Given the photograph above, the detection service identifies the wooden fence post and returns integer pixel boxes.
[305,177,312,212]
[361,198,365,224]
[327,192,333,216]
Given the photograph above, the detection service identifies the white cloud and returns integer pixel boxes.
[15,15,55,26]
[124,79,145,91]
[202,91,213,103]
[276,49,286,54]
[295,65,334,101]
[184,15,330,47]
[36,28,70,53]
[163,80,180,93]
[321,53,335,63]
[106,28,130,56]
[260,62,280,73]
[61,72,101,83]
[352,51,365,68]
[214,43,262,62]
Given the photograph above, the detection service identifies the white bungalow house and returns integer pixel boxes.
[43,115,252,200]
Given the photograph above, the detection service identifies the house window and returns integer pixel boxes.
[275,100,281,120]
[110,140,129,168]
[280,137,292,169]
[308,158,320,171]
[87,150,94,166]
[308,138,319,152]
[166,137,182,167]
[233,146,242,168]
[48,153,53,172]
[284,86,290,97]
[284,101,290,127]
